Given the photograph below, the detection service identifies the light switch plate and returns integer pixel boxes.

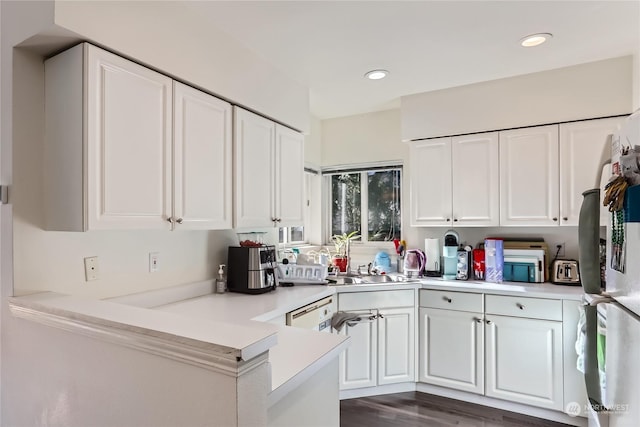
[149,252,159,273]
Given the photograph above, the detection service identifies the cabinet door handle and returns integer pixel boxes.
[474,318,483,323]
[563,217,568,221]
[444,297,452,303]
[516,303,525,310]
[553,217,558,221]
[176,218,183,224]
[167,217,174,224]
[486,320,492,325]
[446,218,450,222]
[377,313,384,319]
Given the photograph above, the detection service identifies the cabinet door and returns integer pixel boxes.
[234,107,276,228]
[559,117,625,226]
[485,315,563,410]
[452,132,499,226]
[499,125,559,226]
[275,125,305,227]
[419,308,484,394]
[378,308,415,385]
[86,45,172,230]
[409,138,452,226]
[173,82,232,230]
[339,313,378,390]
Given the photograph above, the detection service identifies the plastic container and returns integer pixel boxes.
[237,232,266,247]
[277,263,328,284]
[216,264,227,293]
[485,238,504,283]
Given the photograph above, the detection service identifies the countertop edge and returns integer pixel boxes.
[9,292,279,369]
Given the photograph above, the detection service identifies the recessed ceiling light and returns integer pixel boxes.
[365,69,389,80]
[520,33,553,47]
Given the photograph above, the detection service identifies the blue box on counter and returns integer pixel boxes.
[485,238,504,283]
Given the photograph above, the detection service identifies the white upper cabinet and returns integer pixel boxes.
[275,125,305,227]
[451,133,499,226]
[410,132,499,226]
[173,82,233,230]
[410,138,452,226]
[45,43,234,231]
[234,107,304,228]
[559,117,625,226]
[45,43,173,231]
[499,125,560,226]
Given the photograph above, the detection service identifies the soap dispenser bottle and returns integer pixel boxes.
[216,264,227,293]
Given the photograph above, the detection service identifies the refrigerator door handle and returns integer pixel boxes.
[583,304,607,412]
[586,294,614,306]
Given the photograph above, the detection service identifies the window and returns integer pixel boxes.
[279,170,317,245]
[327,166,401,242]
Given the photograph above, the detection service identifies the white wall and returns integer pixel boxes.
[321,109,405,167]
[633,54,640,112]
[0,0,314,299]
[321,58,634,266]
[401,56,633,141]
[11,48,240,298]
[304,116,323,245]
[53,0,310,133]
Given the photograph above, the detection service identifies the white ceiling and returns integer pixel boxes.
[189,1,640,120]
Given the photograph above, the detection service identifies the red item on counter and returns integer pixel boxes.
[473,249,485,280]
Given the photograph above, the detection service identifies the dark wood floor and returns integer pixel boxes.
[340,392,573,427]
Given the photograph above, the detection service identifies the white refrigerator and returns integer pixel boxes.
[580,111,640,427]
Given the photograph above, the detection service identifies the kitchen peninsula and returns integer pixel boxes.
[8,285,348,427]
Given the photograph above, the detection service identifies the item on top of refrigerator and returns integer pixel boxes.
[603,175,628,212]
[484,238,504,283]
[620,145,640,185]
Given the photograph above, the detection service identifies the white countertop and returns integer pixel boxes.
[330,277,584,300]
[151,277,582,403]
[156,285,336,323]
[154,286,349,406]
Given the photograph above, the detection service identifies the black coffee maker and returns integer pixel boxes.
[227,246,278,294]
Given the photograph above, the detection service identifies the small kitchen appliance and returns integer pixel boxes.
[424,238,441,276]
[551,259,580,285]
[442,230,459,280]
[456,246,472,280]
[227,246,279,294]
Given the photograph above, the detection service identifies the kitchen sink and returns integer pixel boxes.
[327,274,419,286]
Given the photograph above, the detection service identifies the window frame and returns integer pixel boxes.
[323,163,403,245]
[279,169,317,247]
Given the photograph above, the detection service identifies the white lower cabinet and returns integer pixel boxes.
[485,314,563,411]
[378,308,415,385]
[338,310,378,390]
[338,291,415,391]
[418,307,484,394]
[419,290,565,412]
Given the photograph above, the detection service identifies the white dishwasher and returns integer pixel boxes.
[286,296,335,332]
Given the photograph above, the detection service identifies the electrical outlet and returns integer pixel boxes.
[149,252,159,273]
[84,256,99,281]
[556,243,566,258]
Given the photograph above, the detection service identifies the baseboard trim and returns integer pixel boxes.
[416,383,587,427]
[340,383,417,400]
